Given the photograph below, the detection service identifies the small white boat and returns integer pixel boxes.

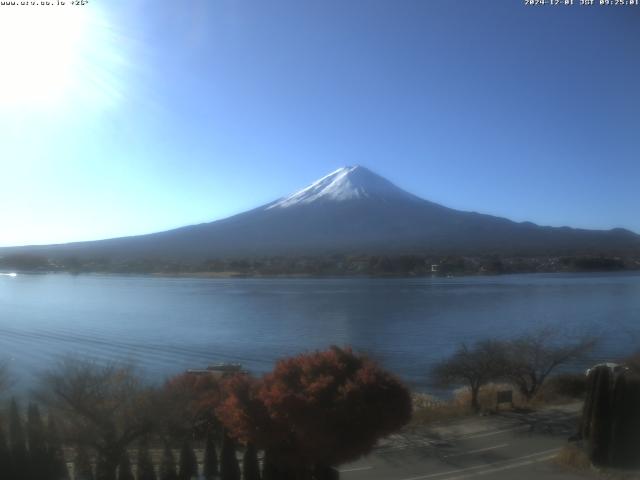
[0,272,17,277]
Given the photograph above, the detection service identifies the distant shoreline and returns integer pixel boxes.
[3,268,639,281]
[150,269,640,280]
[2,252,639,279]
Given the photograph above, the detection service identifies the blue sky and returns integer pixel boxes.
[1,0,638,247]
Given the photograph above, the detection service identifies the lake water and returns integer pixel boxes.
[1,272,639,392]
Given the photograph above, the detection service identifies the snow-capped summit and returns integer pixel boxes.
[4,165,638,260]
[266,165,416,209]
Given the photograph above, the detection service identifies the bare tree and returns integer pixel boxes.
[37,359,158,480]
[502,328,596,400]
[432,340,506,412]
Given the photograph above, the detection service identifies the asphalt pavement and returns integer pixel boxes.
[339,404,591,480]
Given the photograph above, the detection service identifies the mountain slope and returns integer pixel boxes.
[3,166,640,260]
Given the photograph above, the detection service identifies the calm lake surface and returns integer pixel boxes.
[1,272,639,391]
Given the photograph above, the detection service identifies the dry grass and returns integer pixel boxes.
[452,383,528,411]
[554,445,640,480]
[410,394,470,427]
[410,384,524,427]
[600,471,640,480]
[555,444,592,471]
[532,373,587,406]
[410,376,586,428]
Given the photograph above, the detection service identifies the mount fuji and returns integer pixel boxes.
[4,166,639,261]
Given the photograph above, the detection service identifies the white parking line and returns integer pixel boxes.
[439,453,558,479]
[339,466,373,473]
[442,443,509,458]
[382,426,528,452]
[397,448,560,480]
[450,425,529,440]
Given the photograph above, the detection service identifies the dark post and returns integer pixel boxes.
[580,364,640,468]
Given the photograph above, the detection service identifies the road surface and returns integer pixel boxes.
[340,405,589,480]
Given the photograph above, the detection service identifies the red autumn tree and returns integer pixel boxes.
[217,346,412,476]
[216,374,275,447]
[162,372,223,437]
[217,374,286,479]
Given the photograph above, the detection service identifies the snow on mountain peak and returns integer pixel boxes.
[266,165,415,209]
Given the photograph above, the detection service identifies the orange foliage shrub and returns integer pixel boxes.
[163,372,222,436]
[217,346,412,470]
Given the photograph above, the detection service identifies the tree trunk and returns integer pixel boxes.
[242,444,261,480]
[74,446,94,480]
[136,442,157,480]
[95,453,119,480]
[117,452,135,480]
[525,374,538,401]
[521,385,535,401]
[203,431,218,479]
[470,385,480,412]
[159,444,178,480]
[261,450,279,480]
[178,440,198,480]
[220,431,240,480]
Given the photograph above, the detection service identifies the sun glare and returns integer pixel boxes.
[0,4,123,109]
